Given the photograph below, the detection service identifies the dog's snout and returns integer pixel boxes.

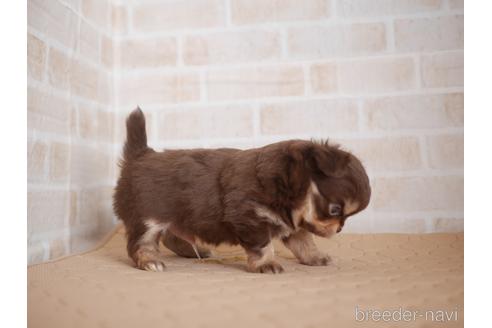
[336,226,342,233]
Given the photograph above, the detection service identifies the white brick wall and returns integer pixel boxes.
[28,0,116,264]
[28,0,464,264]
[113,0,463,235]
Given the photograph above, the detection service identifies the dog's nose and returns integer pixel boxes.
[336,226,342,233]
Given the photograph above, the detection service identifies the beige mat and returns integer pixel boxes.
[28,227,463,328]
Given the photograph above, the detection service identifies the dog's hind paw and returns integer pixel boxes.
[142,260,166,272]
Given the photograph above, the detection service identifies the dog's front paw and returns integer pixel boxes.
[250,261,285,274]
[300,254,331,266]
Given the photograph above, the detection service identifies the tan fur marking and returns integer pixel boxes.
[292,181,318,227]
[140,220,169,245]
[344,200,359,216]
[323,222,341,236]
[133,219,169,271]
[255,206,292,238]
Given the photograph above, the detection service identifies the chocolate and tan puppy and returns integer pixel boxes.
[113,108,371,273]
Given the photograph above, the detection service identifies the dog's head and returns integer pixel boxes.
[289,140,371,237]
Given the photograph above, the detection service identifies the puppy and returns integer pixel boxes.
[113,108,371,273]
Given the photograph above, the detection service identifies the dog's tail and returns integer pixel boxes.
[123,107,148,162]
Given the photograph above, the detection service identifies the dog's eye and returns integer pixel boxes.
[328,203,342,216]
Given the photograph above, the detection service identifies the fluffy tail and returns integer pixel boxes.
[123,107,148,161]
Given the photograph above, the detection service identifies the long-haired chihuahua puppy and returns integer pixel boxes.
[114,108,371,273]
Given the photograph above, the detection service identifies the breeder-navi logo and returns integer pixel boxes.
[355,306,460,322]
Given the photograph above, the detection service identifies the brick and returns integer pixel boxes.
[427,134,463,169]
[47,47,71,91]
[78,187,115,226]
[70,144,111,186]
[28,0,78,49]
[49,238,67,259]
[288,23,386,59]
[27,86,71,135]
[117,72,200,106]
[364,93,463,130]
[395,15,463,51]
[97,71,112,105]
[70,102,78,136]
[337,0,442,17]
[78,191,99,223]
[78,20,100,63]
[448,0,463,9]
[112,4,127,34]
[117,37,177,68]
[98,110,114,142]
[421,51,463,88]
[183,30,281,66]
[27,190,68,236]
[47,50,105,102]
[28,242,46,265]
[77,106,113,142]
[371,176,463,212]
[206,66,304,101]
[49,142,70,182]
[231,0,330,24]
[159,106,253,140]
[82,0,109,30]
[27,33,46,81]
[70,222,114,254]
[28,139,47,182]
[260,99,358,135]
[101,35,113,68]
[133,0,225,32]
[430,218,463,232]
[338,57,416,94]
[339,137,422,172]
[310,62,337,94]
[70,59,100,99]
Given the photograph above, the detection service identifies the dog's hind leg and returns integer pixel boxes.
[127,219,169,272]
[161,230,211,259]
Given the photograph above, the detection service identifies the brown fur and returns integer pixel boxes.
[113,108,371,273]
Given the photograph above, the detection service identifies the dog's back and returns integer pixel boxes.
[113,109,241,251]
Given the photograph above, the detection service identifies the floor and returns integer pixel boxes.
[28,227,463,328]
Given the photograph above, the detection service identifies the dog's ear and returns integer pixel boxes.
[310,145,350,178]
[257,141,311,198]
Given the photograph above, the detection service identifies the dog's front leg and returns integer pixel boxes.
[282,229,331,266]
[244,242,284,274]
